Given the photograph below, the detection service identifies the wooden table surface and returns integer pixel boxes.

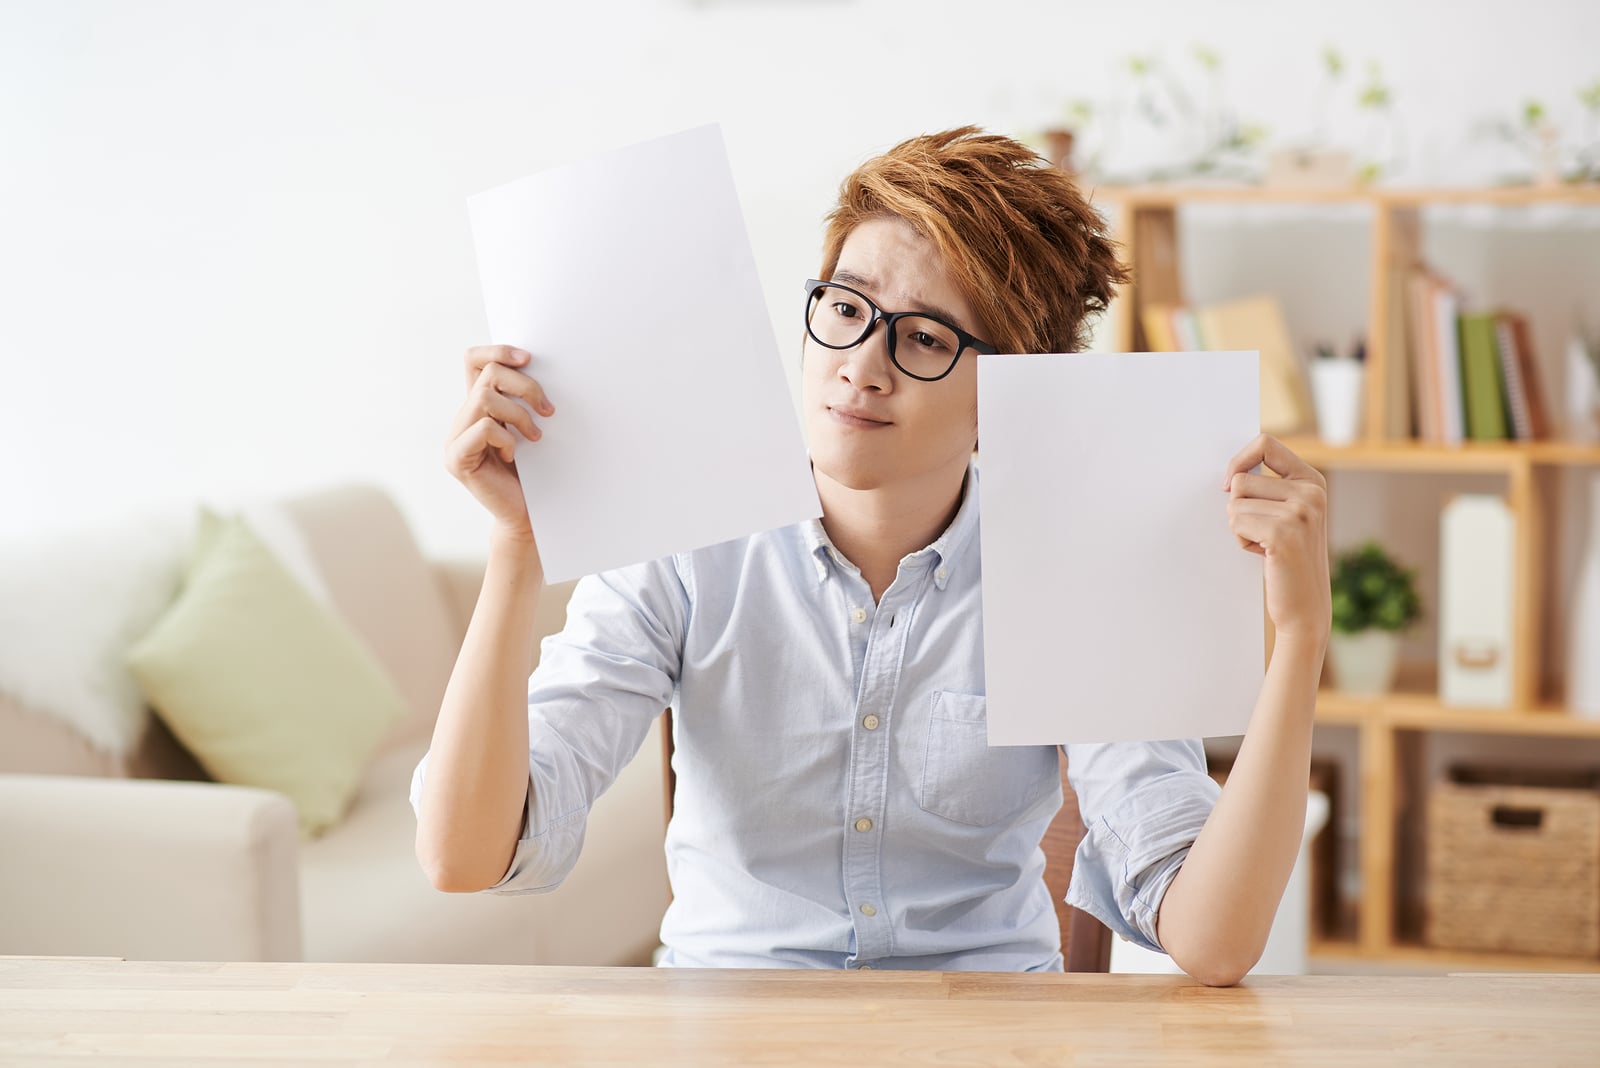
[3,958,1598,1066]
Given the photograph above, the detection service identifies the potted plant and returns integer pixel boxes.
[1328,540,1422,695]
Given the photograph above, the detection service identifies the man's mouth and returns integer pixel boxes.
[828,405,892,428]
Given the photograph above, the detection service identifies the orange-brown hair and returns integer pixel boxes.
[819,126,1130,356]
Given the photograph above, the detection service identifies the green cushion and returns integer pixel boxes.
[126,508,409,836]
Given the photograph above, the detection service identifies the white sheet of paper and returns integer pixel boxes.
[467,125,820,582]
[976,351,1265,744]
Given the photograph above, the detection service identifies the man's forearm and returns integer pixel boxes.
[1154,633,1326,986]
[415,532,544,893]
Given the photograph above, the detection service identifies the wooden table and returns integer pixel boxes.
[3,958,1598,1066]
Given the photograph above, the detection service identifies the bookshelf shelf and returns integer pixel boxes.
[1281,435,1600,472]
[1097,184,1600,209]
[1316,688,1600,739]
[1103,183,1600,973]
[1309,939,1600,975]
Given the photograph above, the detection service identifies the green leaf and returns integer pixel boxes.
[1329,541,1421,633]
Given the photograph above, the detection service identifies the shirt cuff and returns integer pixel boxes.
[1064,796,1212,953]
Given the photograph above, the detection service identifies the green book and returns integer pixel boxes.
[1459,313,1509,441]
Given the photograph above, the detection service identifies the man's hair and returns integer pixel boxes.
[819,126,1130,356]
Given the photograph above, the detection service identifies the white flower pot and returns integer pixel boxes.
[1329,629,1402,695]
[1310,358,1365,446]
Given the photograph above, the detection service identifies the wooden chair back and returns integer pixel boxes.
[657,709,1112,972]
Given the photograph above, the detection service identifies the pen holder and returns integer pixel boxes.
[1310,357,1365,446]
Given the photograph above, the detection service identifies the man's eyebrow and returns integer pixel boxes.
[829,269,966,332]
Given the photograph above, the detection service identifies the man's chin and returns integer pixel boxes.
[809,451,892,493]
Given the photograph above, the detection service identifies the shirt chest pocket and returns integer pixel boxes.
[917,691,1061,828]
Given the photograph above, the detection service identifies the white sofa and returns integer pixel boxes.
[0,485,670,965]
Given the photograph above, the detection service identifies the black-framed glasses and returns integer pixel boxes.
[803,278,996,382]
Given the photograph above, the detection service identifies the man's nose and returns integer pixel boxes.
[839,320,894,391]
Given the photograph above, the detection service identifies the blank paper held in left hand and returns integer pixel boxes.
[467,124,820,582]
[976,351,1264,745]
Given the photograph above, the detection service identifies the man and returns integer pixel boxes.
[412,127,1330,986]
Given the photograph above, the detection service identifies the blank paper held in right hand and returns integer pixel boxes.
[466,125,820,583]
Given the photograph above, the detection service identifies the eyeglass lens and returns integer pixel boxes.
[806,284,962,379]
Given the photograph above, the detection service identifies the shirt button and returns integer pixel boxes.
[862,714,880,731]
[850,607,866,624]
[854,817,873,833]
[859,903,877,917]
[935,567,948,583]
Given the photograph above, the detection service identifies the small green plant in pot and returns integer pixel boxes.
[1328,540,1423,695]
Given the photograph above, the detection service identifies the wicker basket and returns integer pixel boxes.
[1424,765,1600,958]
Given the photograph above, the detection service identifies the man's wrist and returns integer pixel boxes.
[1271,628,1329,664]
[488,526,544,575]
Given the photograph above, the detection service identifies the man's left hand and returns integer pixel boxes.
[1221,434,1331,647]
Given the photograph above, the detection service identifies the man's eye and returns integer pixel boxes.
[831,301,861,319]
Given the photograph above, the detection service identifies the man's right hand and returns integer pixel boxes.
[445,345,554,548]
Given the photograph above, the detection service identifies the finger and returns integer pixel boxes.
[1228,497,1293,519]
[446,416,517,475]
[1228,471,1301,501]
[451,367,551,440]
[463,344,531,390]
[1230,495,1320,531]
[1231,512,1269,555]
[1222,433,1323,489]
[476,361,554,416]
[464,389,541,444]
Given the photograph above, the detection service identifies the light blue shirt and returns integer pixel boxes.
[411,461,1220,971]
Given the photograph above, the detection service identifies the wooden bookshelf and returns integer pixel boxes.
[1280,435,1600,473]
[1308,938,1600,975]
[1098,183,1600,972]
[1096,184,1600,209]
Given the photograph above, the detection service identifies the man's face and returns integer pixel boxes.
[802,216,987,492]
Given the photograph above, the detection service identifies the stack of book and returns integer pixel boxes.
[1139,294,1315,436]
[1386,267,1550,444]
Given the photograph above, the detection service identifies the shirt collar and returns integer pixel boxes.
[803,457,980,591]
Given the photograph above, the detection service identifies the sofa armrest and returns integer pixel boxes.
[0,774,302,962]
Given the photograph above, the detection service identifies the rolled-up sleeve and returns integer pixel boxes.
[409,554,686,896]
[1060,739,1220,953]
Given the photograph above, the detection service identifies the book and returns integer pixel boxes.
[1171,306,1205,351]
[1406,270,1442,443]
[1495,312,1550,440]
[1194,294,1313,435]
[1141,303,1179,352]
[1494,314,1532,440]
[1459,312,1510,441]
[1383,268,1417,439]
[1431,278,1466,445]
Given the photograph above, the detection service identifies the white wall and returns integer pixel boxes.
[3,0,1599,559]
